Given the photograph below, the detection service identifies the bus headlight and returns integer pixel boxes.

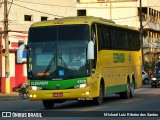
[30,86,42,90]
[152,78,157,81]
[29,94,37,98]
[74,83,90,88]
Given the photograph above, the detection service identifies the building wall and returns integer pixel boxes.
[148,0,160,11]
[77,0,160,27]
[1,52,27,92]
[1,53,15,92]
[77,0,160,69]
[0,0,77,31]
[77,1,138,27]
[0,0,77,93]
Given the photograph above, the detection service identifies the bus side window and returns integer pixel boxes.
[123,31,128,50]
[125,31,129,49]
[97,24,107,50]
[111,28,116,49]
[104,26,111,49]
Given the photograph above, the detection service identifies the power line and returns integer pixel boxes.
[142,13,157,29]
[146,37,156,47]
[112,16,137,20]
[12,0,76,8]
[7,0,13,15]
[11,2,64,17]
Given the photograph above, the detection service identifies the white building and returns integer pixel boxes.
[77,0,160,68]
[0,0,77,93]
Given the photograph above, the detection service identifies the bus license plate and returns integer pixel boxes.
[53,93,63,97]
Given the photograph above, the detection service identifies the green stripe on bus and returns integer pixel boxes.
[106,82,138,94]
[30,77,87,90]
[106,84,126,94]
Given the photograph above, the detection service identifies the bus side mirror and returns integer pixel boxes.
[17,44,25,63]
[87,41,94,60]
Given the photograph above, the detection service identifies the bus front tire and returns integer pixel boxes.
[93,83,104,105]
[42,100,54,109]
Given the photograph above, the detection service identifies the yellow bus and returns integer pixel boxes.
[17,16,142,109]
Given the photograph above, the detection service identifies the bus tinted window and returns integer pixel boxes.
[59,25,89,40]
[97,23,140,51]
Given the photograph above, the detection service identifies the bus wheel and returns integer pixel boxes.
[93,83,104,105]
[119,81,130,99]
[42,100,54,109]
[130,82,135,98]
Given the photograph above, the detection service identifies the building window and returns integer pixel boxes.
[77,10,86,16]
[41,16,48,21]
[24,15,32,21]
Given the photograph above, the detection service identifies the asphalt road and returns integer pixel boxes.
[0,84,160,120]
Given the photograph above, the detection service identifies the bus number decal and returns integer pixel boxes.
[113,53,125,63]
[77,80,86,84]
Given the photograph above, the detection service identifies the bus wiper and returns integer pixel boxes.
[44,57,55,73]
[59,57,68,69]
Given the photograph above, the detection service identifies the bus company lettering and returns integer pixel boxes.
[31,81,48,85]
[113,53,125,63]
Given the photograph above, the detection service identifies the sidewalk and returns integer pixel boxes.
[0,92,22,101]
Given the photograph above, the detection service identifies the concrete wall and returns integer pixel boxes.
[77,0,160,27]
[0,0,77,31]
[77,1,138,27]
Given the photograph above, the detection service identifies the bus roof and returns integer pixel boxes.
[31,16,138,31]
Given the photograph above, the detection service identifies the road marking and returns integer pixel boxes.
[120,98,143,104]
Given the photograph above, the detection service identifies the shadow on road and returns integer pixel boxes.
[42,84,160,110]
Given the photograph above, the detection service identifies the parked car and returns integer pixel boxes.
[151,68,160,87]
[142,70,150,84]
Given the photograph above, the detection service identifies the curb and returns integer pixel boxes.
[0,92,19,96]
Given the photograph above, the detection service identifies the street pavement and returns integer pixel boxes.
[0,92,22,101]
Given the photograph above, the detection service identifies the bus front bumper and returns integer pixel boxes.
[29,87,92,101]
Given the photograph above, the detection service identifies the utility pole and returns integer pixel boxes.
[139,0,144,68]
[4,0,10,93]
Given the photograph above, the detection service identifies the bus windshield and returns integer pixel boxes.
[28,24,90,80]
